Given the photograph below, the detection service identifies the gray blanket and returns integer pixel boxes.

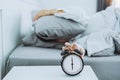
[74,6,120,56]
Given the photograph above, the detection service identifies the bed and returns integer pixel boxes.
[6,45,120,80]
[4,0,120,80]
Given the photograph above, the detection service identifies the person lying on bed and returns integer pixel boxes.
[62,42,85,58]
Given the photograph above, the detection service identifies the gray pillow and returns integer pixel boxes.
[33,16,85,40]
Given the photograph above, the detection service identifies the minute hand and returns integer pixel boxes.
[71,57,73,70]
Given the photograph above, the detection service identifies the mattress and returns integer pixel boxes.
[6,45,61,72]
[6,45,120,80]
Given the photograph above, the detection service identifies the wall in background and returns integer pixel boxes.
[0,0,42,78]
[0,0,97,16]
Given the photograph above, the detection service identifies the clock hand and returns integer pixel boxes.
[71,57,73,70]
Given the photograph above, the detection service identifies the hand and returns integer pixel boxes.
[65,42,73,51]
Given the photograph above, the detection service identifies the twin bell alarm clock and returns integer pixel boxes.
[61,49,84,76]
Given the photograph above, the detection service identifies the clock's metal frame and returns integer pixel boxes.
[61,52,84,76]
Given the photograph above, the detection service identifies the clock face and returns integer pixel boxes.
[61,54,84,76]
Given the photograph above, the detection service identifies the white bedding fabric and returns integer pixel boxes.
[54,7,89,25]
[75,6,120,56]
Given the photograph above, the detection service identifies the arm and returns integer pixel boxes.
[33,9,64,21]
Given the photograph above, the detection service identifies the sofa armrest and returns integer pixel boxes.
[0,9,2,80]
[1,9,22,77]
